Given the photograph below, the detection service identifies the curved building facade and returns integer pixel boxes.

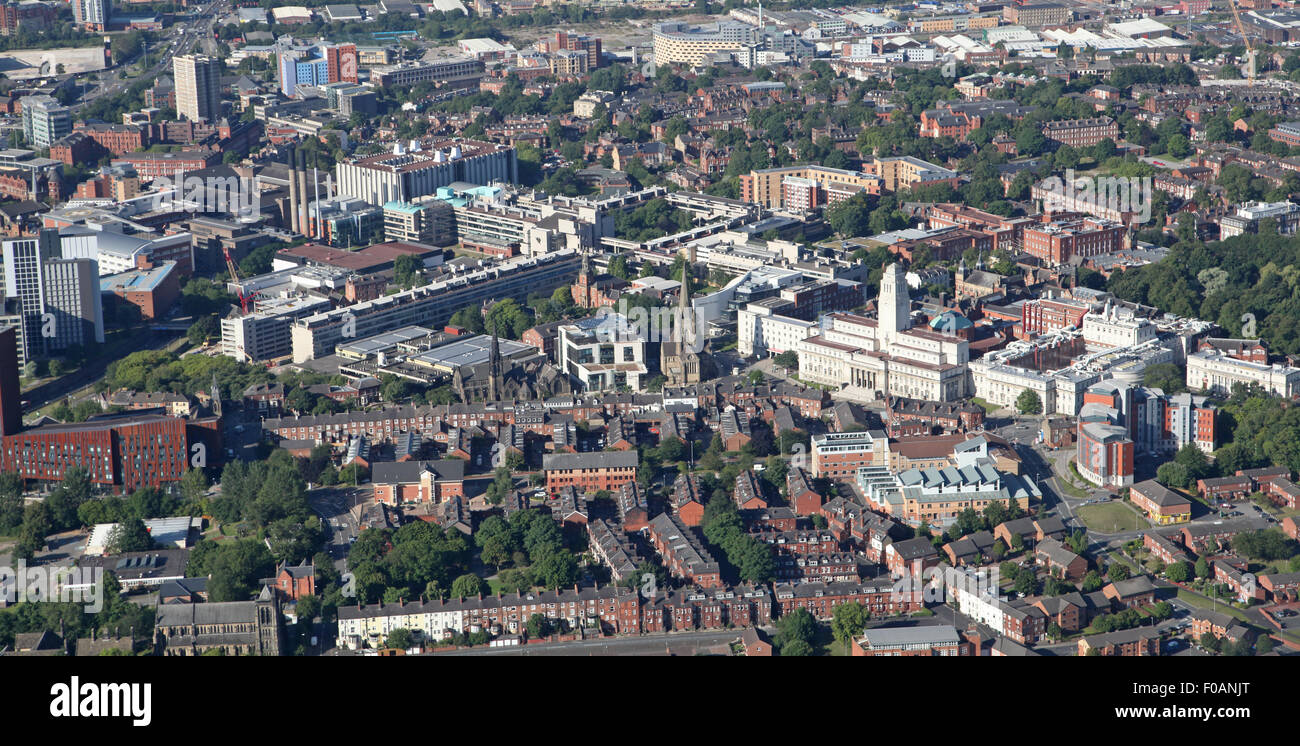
[651,21,752,66]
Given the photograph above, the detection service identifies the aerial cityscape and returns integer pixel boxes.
[1,0,1300,673]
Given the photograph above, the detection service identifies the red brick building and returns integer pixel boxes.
[542,451,637,495]
[1042,117,1118,148]
[75,123,149,156]
[1022,217,1125,265]
[786,466,823,516]
[372,460,467,506]
[112,150,220,181]
[646,513,722,589]
[271,560,316,601]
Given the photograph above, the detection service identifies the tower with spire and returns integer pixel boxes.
[488,319,503,402]
[661,258,702,387]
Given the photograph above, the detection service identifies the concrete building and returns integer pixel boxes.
[20,95,70,150]
[335,139,518,205]
[2,230,103,362]
[1186,349,1300,398]
[383,199,455,245]
[737,303,818,357]
[174,55,223,123]
[796,263,969,401]
[290,250,579,362]
[556,313,647,392]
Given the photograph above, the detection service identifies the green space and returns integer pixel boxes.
[1076,502,1146,533]
[1174,589,1250,622]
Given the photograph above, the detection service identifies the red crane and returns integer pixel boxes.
[223,245,252,314]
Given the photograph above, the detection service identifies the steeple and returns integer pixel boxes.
[677,263,692,348]
[488,318,503,402]
[210,372,222,418]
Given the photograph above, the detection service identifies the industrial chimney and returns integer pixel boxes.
[296,149,310,239]
[287,146,300,234]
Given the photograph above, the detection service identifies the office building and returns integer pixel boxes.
[3,230,103,361]
[20,95,71,150]
[383,200,456,245]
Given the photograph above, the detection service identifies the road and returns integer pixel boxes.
[425,628,755,656]
[307,484,368,574]
[75,0,230,111]
[21,329,184,413]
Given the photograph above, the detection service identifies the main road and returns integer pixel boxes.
[75,0,231,111]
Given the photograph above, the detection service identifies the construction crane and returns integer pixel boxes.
[1228,0,1257,83]
[223,245,252,315]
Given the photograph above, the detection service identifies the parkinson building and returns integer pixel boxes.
[796,263,969,401]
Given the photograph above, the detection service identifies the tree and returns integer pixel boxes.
[830,601,868,652]
[1107,562,1131,582]
[773,351,798,370]
[392,254,422,289]
[1081,570,1104,592]
[450,573,488,599]
[179,468,209,507]
[781,639,814,657]
[1015,389,1042,415]
[1195,556,1212,579]
[385,628,413,650]
[1165,560,1190,583]
[107,517,153,554]
[1014,568,1039,596]
[776,607,817,653]
[526,612,551,639]
[205,539,276,602]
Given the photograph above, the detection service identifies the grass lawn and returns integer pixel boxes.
[1054,474,1090,499]
[1077,502,1146,533]
[1174,589,1249,622]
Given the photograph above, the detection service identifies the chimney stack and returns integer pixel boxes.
[296,149,310,239]
[287,146,300,234]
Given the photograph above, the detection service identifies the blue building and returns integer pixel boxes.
[279,54,330,97]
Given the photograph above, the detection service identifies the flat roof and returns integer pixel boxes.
[409,334,534,370]
[99,261,177,294]
[276,241,437,272]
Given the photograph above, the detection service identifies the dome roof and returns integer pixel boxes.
[929,311,972,332]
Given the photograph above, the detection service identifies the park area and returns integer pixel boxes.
[1076,501,1147,533]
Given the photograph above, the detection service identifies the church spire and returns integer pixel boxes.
[488,317,503,402]
[677,261,692,348]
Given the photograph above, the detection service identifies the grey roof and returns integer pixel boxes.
[1106,575,1158,598]
[542,451,639,471]
[371,459,465,484]
[860,624,961,648]
[156,599,260,628]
